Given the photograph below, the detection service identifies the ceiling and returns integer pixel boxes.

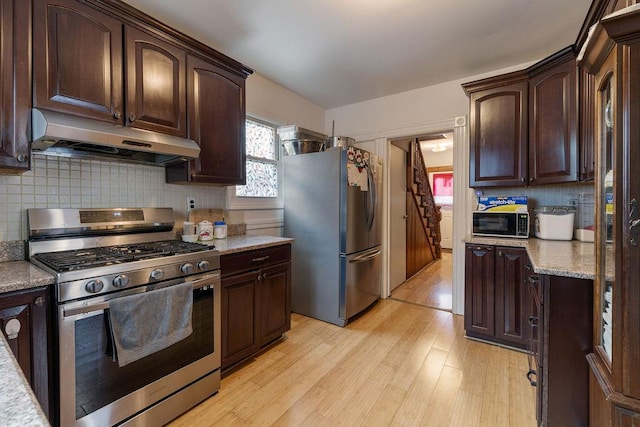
[123,0,593,109]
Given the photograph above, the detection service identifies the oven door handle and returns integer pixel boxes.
[63,271,221,318]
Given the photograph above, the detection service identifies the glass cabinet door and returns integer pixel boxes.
[596,64,615,366]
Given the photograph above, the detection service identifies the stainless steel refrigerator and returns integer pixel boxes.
[284,147,382,326]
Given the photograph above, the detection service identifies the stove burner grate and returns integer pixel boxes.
[33,240,213,272]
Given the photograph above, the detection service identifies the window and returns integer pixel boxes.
[226,117,282,209]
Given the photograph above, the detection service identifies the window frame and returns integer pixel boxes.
[226,115,283,210]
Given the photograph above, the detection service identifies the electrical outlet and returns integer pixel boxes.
[186,196,196,212]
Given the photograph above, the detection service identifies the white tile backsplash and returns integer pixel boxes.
[0,154,226,241]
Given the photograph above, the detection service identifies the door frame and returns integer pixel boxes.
[352,116,472,315]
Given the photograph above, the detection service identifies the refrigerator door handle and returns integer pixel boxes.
[366,165,376,230]
[348,248,381,263]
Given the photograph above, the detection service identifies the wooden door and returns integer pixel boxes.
[464,244,495,338]
[529,52,578,185]
[259,262,291,345]
[494,246,528,348]
[166,54,246,184]
[125,26,186,137]
[0,287,51,420]
[622,38,640,400]
[33,0,123,123]
[389,144,407,290]
[0,0,31,172]
[466,76,528,187]
[221,270,260,369]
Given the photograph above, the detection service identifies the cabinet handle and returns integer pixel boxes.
[529,177,534,182]
[16,154,28,163]
[498,250,503,257]
[526,369,537,387]
[630,199,640,246]
[257,274,263,281]
[521,177,526,183]
[528,315,538,327]
[128,115,136,123]
[252,256,270,263]
[113,112,121,120]
[34,296,45,307]
[525,264,532,271]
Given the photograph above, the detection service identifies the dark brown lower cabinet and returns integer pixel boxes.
[0,286,52,421]
[221,244,291,370]
[464,244,529,349]
[528,274,593,426]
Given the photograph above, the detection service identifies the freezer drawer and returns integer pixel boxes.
[340,246,381,320]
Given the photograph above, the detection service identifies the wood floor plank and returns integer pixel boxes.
[167,299,536,427]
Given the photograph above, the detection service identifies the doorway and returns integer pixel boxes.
[389,131,454,312]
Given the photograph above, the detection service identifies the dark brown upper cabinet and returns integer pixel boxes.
[166,54,246,184]
[0,0,31,173]
[125,26,186,137]
[34,0,187,137]
[33,0,124,123]
[528,48,578,185]
[463,72,529,188]
[463,47,581,188]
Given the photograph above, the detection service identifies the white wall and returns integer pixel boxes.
[246,73,325,132]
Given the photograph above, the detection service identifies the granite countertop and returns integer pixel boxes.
[0,334,50,426]
[0,261,55,294]
[466,236,595,279]
[195,235,294,255]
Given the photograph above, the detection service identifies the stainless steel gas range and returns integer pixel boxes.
[27,208,221,427]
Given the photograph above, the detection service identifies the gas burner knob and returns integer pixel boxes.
[113,274,129,288]
[150,269,164,280]
[181,263,194,274]
[85,279,104,294]
[197,260,210,271]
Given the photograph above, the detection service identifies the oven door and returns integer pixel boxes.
[57,271,221,427]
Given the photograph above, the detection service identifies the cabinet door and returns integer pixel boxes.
[0,287,51,420]
[494,246,528,348]
[125,26,186,137]
[0,0,30,172]
[468,80,528,187]
[260,262,291,345]
[464,244,495,338]
[529,56,578,185]
[221,270,259,369]
[33,0,123,123]
[166,54,246,184]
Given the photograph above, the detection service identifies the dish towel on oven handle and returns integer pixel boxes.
[108,281,193,367]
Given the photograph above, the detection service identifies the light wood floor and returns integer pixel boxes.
[169,299,536,427]
[391,252,453,311]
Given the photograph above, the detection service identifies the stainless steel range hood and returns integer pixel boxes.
[31,109,200,165]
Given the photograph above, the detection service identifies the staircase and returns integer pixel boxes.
[405,139,442,277]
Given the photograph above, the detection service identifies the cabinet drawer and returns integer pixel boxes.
[221,244,291,276]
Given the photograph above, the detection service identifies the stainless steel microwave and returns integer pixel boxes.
[472,211,530,238]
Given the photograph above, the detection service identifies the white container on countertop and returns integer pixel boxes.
[213,220,227,239]
[197,220,214,241]
[534,206,576,240]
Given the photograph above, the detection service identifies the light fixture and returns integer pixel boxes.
[432,143,446,152]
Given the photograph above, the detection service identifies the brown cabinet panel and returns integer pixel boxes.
[33,0,123,122]
[467,79,529,187]
[529,54,578,185]
[220,244,292,370]
[580,67,596,181]
[125,26,186,137]
[166,54,246,184]
[0,0,31,172]
[260,263,291,345]
[464,244,495,337]
[0,287,52,421]
[494,247,528,347]
[221,270,260,369]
